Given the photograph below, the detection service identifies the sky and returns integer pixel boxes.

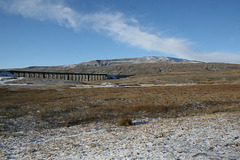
[0,0,240,69]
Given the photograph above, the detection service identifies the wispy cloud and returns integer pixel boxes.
[1,0,240,63]
[0,0,81,29]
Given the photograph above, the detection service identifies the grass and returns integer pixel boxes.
[1,70,240,132]
[97,69,240,86]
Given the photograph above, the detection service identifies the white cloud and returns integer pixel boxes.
[0,0,81,29]
[0,0,240,63]
[190,52,240,64]
[89,13,193,56]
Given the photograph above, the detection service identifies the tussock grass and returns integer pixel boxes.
[117,117,132,126]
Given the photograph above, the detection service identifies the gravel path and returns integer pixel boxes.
[1,112,240,159]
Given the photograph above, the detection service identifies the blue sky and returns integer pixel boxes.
[0,0,240,69]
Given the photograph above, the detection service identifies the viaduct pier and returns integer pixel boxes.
[7,70,107,82]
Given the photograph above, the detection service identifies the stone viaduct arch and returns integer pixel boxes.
[7,70,107,82]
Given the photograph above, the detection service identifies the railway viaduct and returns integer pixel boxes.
[6,70,107,82]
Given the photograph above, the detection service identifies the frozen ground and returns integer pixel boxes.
[1,112,239,159]
[71,82,198,88]
[0,77,26,85]
[0,77,87,86]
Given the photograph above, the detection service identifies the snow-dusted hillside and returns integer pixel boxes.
[79,56,198,67]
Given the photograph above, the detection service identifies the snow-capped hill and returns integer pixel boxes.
[79,56,197,67]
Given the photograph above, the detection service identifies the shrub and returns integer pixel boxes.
[117,117,132,126]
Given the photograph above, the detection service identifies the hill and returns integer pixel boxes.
[10,56,240,75]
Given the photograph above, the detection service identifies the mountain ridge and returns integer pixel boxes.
[62,56,199,68]
[6,56,240,75]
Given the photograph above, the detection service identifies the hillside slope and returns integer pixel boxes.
[11,56,240,75]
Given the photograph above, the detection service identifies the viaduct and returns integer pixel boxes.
[7,70,108,82]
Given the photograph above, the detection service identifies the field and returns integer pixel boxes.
[1,70,240,159]
[1,70,240,133]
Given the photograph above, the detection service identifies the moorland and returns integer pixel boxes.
[1,69,240,132]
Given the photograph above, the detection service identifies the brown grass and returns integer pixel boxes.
[97,69,240,85]
[1,71,240,132]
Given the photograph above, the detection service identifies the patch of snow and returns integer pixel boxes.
[0,77,27,85]
[61,64,78,68]
[71,82,118,88]
[0,77,13,81]
[140,83,197,87]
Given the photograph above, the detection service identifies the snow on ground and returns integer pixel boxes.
[1,112,239,159]
[71,83,198,88]
[71,82,118,88]
[0,77,26,85]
